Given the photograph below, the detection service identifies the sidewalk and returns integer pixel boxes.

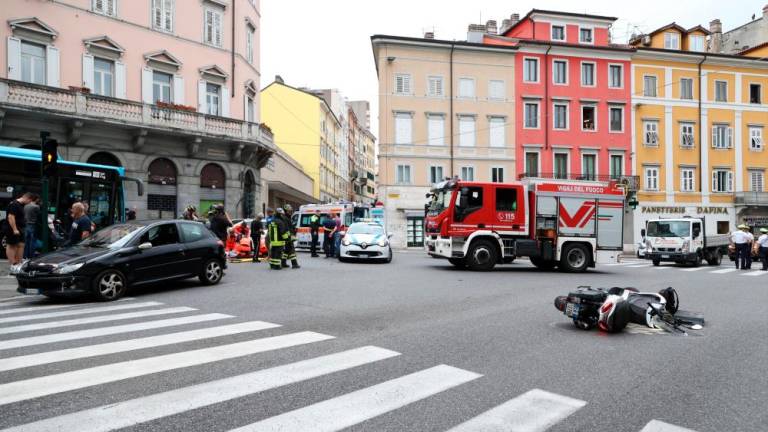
[0,261,20,300]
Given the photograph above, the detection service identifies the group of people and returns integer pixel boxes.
[730,224,768,270]
[309,212,342,258]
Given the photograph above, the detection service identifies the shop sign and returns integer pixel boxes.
[641,206,728,215]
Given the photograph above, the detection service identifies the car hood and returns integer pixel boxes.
[28,246,112,266]
[346,233,385,245]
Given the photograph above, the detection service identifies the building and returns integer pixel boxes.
[260,149,316,211]
[0,0,274,219]
[371,32,517,248]
[629,22,768,242]
[712,5,768,54]
[348,102,377,202]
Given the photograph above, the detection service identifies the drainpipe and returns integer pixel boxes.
[231,0,236,97]
[449,43,455,178]
[697,54,707,193]
[544,45,552,154]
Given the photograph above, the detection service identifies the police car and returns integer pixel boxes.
[339,221,392,263]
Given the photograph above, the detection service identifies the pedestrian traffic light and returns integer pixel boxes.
[41,138,58,177]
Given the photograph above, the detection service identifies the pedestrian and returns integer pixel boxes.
[281,205,300,269]
[250,213,264,262]
[746,225,755,270]
[209,204,232,242]
[4,192,35,265]
[127,207,137,220]
[67,202,92,246]
[23,194,40,259]
[730,224,752,270]
[267,208,288,270]
[182,206,199,221]
[333,212,342,258]
[757,228,768,271]
[323,213,337,258]
[309,213,321,257]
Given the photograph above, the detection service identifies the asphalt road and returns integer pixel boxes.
[0,252,766,432]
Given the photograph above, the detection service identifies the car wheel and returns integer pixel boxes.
[0,234,6,259]
[199,259,224,285]
[560,244,590,273]
[467,240,497,271]
[652,259,661,266]
[93,269,128,301]
[386,248,393,263]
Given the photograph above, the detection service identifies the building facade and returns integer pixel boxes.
[348,100,377,203]
[260,149,316,211]
[715,5,768,54]
[1,0,274,219]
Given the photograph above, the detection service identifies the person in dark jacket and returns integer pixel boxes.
[322,213,337,258]
[250,213,264,262]
[309,213,321,257]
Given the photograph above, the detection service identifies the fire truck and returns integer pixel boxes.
[425,179,626,272]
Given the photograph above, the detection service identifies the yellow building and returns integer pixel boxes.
[261,79,343,201]
[630,24,768,242]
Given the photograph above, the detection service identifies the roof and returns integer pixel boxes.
[630,22,711,45]
[739,41,768,56]
[502,8,618,36]
[370,34,519,51]
[634,46,768,63]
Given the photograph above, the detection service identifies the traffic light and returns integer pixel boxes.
[41,138,58,177]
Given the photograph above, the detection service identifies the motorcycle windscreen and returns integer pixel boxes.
[596,200,624,249]
[558,197,596,237]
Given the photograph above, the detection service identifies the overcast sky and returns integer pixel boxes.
[261,0,767,138]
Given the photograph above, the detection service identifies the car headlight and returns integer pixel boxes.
[53,263,85,274]
[342,238,351,246]
[377,239,388,247]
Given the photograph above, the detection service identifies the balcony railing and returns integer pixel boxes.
[735,192,768,206]
[517,172,640,190]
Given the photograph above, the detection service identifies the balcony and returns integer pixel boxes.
[517,172,640,191]
[735,192,768,206]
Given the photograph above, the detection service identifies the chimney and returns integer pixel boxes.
[275,75,284,84]
[501,18,510,30]
[709,19,723,53]
[764,4,768,19]
[467,24,486,43]
[486,20,498,35]
[511,13,520,25]
[424,31,434,39]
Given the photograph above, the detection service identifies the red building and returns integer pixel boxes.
[485,10,633,181]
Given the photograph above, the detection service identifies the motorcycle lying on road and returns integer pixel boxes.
[554,286,704,334]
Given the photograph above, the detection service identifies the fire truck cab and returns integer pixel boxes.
[425,179,625,272]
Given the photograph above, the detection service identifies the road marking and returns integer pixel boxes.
[3,346,400,432]
[446,388,586,432]
[627,264,651,268]
[640,420,698,432]
[0,298,135,315]
[0,320,281,372]
[710,268,738,274]
[680,267,707,272]
[652,266,672,270]
[230,365,482,432]
[0,331,334,406]
[0,313,232,350]
[0,301,163,323]
[742,270,765,277]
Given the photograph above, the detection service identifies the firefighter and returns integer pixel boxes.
[281,204,300,269]
[268,208,287,270]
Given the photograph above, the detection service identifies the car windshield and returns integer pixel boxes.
[429,188,454,213]
[78,224,143,248]
[647,221,691,238]
[347,224,384,235]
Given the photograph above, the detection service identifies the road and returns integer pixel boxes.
[0,252,766,432]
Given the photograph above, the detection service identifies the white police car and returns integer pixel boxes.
[339,222,392,263]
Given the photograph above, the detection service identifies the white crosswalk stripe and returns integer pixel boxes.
[627,264,651,268]
[679,267,707,272]
[0,306,196,335]
[230,365,482,432]
[3,346,400,432]
[446,389,586,432]
[640,420,698,432]
[0,298,135,315]
[0,301,163,323]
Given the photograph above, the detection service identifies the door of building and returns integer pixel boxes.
[406,216,424,247]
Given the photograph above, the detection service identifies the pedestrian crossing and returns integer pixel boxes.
[0,297,700,432]
[608,260,768,277]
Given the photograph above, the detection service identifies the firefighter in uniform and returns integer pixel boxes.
[280,204,300,269]
[309,213,321,257]
[268,208,287,270]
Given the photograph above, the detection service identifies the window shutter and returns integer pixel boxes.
[215,12,222,47]
[712,172,717,191]
[82,54,95,90]
[141,68,153,103]
[197,80,207,112]
[171,74,184,105]
[243,93,248,122]
[712,128,717,148]
[114,61,126,99]
[490,119,505,147]
[221,86,230,117]
[7,37,21,81]
[727,127,733,148]
[107,0,115,15]
[428,117,444,146]
[727,171,733,192]
[153,0,162,28]
[46,46,60,87]
[164,0,173,31]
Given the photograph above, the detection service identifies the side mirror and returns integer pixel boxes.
[640,228,646,238]
[387,233,394,239]
[138,242,153,250]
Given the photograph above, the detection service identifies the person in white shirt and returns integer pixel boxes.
[757,228,768,271]
[730,224,752,270]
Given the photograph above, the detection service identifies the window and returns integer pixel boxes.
[93,58,114,97]
[609,106,623,132]
[644,75,657,97]
[553,103,568,129]
[582,154,596,180]
[524,102,539,128]
[644,166,659,191]
[489,117,505,147]
[152,71,173,103]
[525,152,539,177]
[681,123,695,147]
[205,83,221,116]
[394,74,411,95]
[204,7,223,47]
[492,167,505,183]
[427,76,444,97]
[427,115,444,146]
[406,217,424,248]
[246,96,255,122]
[139,223,180,247]
[551,25,565,41]
[180,222,211,243]
[610,155,623,179]
[750,127,763,150]
[750,84,761,104]
[20,41,46,85]
[461,166,475,181]
[681,168,695,192]
[712,124,732,149]
[246,25,255,63]
[496,188,517,211]
[488,80,505,100]
[92,0,117,16]
[712,169,733,193]
[396,164,411,184]
[579,28,593,43]
[680,78,693,100]
[152,0,174,32]
[715,81,728,102]
[608,64,622,88]
[523,58,539,82]
[750,170,764,192]
[554,153,568,179]
[664,32,680,49]
[581,62,595,86]
[553,60,567,84]
[581,105,596,131]
[394,113,412,145]
[429,166,444,184]
[690,35,705,52]
[644,121,659,146]
[459,116,476,147]
[458,78,475,98]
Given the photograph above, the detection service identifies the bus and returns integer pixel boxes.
[0,145,143,254]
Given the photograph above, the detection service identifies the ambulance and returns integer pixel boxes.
[293,202,371,249]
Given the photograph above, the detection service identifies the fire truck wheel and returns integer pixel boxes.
[467,240,498,271]
[448,258,467,268]
[560,244,590,273]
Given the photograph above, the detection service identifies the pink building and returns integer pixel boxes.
[0,0,274,218]
[486,10,633,182]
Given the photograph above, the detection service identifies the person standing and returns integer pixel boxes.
[4,192,34,265]
[209,204,232,242]
[731,224,751,270]
[333,212,342,258]
[127,207,137,220]
[323,213,337,258]
[67,202,92,246]
[182,206,199,221]
[267,208,288,270]
[250,213,264,262]
[23,195,40,259]
[757,228,768,271]
[309,213,321,257]
[280,205,300,269]
[746,225,755,270]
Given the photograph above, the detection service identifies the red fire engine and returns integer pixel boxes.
[425,179,626,272]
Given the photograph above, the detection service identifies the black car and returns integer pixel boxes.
[14,220,226,301]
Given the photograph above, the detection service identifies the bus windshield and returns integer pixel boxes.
[647,221,691,238]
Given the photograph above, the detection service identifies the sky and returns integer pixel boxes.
[261,0,767,138]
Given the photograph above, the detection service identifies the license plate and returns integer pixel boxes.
[23,288,41,295]
[564,302,576,317]
[662,254,669,259]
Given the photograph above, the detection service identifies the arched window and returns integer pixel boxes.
[147,158,177,217]
[199,163,226,214]
[243,170,255,218]
[87,151,121,167]
[148,158,177,185]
